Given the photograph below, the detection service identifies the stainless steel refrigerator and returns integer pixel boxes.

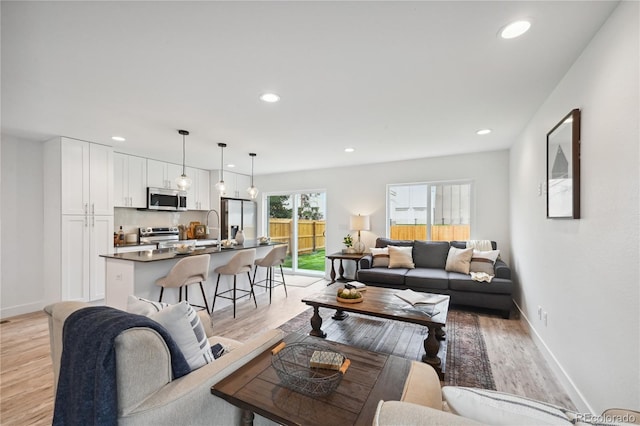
[220,198,257,240]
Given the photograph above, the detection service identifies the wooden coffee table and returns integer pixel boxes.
[211,332,412,426]
[302,284,450,379]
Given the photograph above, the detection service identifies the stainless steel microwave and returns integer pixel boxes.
[147,187,187,211]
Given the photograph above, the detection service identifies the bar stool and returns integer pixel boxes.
[212,249,257,318]
[156,254,211,312]
[252,245,288,304]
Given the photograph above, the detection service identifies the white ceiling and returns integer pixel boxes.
[1,1,617,175]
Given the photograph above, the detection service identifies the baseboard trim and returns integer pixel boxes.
[0,301,45,320]
[514,300,595,415]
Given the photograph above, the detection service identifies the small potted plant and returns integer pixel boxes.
[343,234,355,253]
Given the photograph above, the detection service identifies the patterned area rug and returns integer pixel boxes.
[278,308,495,389]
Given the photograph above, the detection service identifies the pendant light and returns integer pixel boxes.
[215,143,227,195]
[175,130,192,191]
[247,153,259,199]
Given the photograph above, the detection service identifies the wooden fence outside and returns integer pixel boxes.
[269,219,326,255]
[390,224,470,242]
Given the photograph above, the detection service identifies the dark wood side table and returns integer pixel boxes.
[326,252,366,284]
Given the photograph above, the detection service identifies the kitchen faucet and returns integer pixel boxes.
[205,209,221,250]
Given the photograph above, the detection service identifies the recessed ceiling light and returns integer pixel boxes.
[111,136,126,142]
[260,93,280,103]
[345,148,355,153]
[227,164,236,168]
[476,129,492,135]
[500,20,531,39]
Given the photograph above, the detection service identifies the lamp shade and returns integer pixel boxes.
[350,214,370,231]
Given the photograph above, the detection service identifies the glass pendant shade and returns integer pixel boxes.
[216,143,227,195]
[176,174,192,191]
[247,153,259,199]
[176,130,191,191]
[247,185,259,199]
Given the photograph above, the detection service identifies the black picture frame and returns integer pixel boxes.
[547,109,581,219]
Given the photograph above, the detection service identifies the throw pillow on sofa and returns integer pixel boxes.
[469,249,501,275]
[442,386,580,425]
[127,296,215,371]
[127,294,170,315]
[445,247,474,274]
[388,246,415,269]
[370,247,390,267]
[150,301,215,371]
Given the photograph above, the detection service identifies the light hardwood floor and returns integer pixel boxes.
[0,278,574,425]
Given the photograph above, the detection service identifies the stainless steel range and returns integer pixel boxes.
[138,227,180,248]
[138,226,219,249]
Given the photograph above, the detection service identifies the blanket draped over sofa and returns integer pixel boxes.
[53,306,190,426]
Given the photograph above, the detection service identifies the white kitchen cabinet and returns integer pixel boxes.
[44,136,115,304]
[213,170,251,199]
[60,214,114,301]
[147,159,183,190]
[114,153,147,207]
[61,138,113,215]
[186,167,210,210]
[234,173,251,199]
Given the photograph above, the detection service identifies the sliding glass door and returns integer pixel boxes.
[266,192,326,275]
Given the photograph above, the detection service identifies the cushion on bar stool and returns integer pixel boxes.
[212,249,257,318]
[255,244,287,269]
[156,254,211,312]
[253,245,288,304]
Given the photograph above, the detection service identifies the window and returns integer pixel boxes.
[387,181,473,241]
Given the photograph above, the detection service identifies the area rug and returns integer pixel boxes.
[278,308,495,389]
[282,275,326,288]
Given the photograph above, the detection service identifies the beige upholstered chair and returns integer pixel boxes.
[212,249,257,318]
[252,245,288,303]
[156,254,211,312]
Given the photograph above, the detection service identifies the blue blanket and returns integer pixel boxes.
[53,306,190,426]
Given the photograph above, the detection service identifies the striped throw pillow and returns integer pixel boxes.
[149,301,215,371]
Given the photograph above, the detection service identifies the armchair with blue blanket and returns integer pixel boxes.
[45,301,284,426]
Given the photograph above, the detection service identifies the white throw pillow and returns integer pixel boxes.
[388,246,415,269]
[370,247,390,268]
[469,249,500,275]
[127,295,170,316]
[445,247,474,274]
[442,386,577,425]
[148,301,215,371]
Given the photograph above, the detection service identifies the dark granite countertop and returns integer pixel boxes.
[101,241,282,262]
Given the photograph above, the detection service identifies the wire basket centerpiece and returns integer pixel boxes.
[271,342,351,397]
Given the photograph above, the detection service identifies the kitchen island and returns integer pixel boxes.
[100,241,282,312]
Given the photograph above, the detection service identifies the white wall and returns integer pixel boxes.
[255,149,511,277]
[509,1,639,413]
[1,135,45,317]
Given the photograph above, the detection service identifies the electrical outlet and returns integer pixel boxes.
[537,183,543,196]
[543,311,548,326]
[537,305,542,320]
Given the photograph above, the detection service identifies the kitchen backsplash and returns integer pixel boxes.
[114,208,209,236]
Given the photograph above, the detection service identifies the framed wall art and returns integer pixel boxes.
[547,108,581,219]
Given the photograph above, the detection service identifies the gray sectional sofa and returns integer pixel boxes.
[356,238,513,318]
